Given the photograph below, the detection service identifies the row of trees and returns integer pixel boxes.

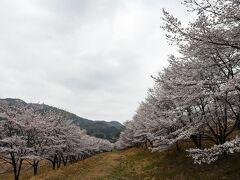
[0,100,113,180]
[117,0,240,164]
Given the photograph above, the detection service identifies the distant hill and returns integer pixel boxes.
[73,118,124,142]
[0,98,124,142]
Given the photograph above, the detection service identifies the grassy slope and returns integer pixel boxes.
[2,146,240,180]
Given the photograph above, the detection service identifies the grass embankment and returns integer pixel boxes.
[2,146,240,179]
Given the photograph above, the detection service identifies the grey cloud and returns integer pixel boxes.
[0,0,192,122]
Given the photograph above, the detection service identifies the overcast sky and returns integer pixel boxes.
[0,0,192,123]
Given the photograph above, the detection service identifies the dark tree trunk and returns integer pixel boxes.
[52,161,56,170]
[10,152,23,180]
[190,134,203,149]
[62,156,68,166]
[175,141,180,152]
[56,157,61,168]
[33,160,39,175]
[13,159,23,180]
[49,155,58,170]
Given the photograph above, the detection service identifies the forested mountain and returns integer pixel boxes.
[0,98,124,142]
[73,118,124,142]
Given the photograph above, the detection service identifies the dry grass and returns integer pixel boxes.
[30,152,122,180]
[0,160,52,180]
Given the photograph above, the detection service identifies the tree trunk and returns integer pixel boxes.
[52,161,56,170]
[13,159,23,180]
[33,160,39,175]
[63,156,68,166]
[50,155,57,170]
[190,134,202,149]
[175,141,180,152]
[56,157,61,168]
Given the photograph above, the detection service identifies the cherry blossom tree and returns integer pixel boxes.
[118,0,240,164]
[187,136,240,164]
[0,100,113,179]
[0,100,32,180]
[161,0,240,147]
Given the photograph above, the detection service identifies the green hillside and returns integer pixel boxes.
[73,118,124,142]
